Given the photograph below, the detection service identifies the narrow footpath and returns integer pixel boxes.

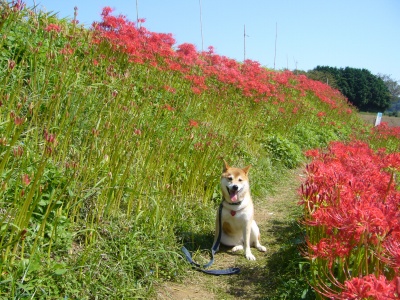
[157,167,305,300]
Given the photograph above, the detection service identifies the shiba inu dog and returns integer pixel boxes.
[213,160,266,260]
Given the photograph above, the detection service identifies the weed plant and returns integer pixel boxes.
[0,2,373,298]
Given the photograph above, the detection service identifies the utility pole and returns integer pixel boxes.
[274,22,277,69]
[244,25,249,61]
[136,0,140,28]
[199,0,204,52]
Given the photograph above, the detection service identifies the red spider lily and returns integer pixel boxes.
[44,129,56,143]
[191,87,202,94]
[44,23,62,33]
[188,119,199,128]
[12,0,25,11]
[371,122,400,140]
[13,146,23,157]
[92,7,353,111]
[163,104,175,111]
[59,45,74,56]
[163,85,176,93]
[306,236,352,264]
[337,275,399,300]
[14,116,25,125]
[176,43,200,65]
[300,140,400,298]
[383,153,400,171]
[380,234,400,270]
[304,149,320,158]
[22,174,31,186]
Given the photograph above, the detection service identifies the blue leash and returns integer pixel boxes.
[181,202,240,276]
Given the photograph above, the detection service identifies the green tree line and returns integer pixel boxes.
[304,66,393,112]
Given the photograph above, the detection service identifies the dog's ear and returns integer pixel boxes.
[242,165,251,175]
[223,159,230,172]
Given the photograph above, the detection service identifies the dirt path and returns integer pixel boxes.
[156,168,304,300]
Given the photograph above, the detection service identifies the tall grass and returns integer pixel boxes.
[0,2,368,298]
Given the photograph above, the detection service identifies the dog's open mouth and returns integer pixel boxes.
[227,187,242,202]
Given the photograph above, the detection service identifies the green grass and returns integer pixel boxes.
[0,3,375,298]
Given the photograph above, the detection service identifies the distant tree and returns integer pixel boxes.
[312,66,391,112]
[386,100,400,116]
[293,69,307,76]
[377,74,400,105]
[306,70,339,90]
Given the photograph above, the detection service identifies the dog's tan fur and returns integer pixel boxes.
[213,160,266,260]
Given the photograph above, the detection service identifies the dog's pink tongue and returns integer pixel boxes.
[230,192,238,202]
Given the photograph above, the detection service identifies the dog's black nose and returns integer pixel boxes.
[231,185,239,191]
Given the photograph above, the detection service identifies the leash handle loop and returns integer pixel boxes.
[181,202,240,276]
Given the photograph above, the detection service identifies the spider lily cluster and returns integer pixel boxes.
[301,141,400,299]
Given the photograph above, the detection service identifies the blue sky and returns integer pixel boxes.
[26,0,400,81]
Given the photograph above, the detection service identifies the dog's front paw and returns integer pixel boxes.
[245,252,256,261]
[257,245,267,252]
[232,245,243,252]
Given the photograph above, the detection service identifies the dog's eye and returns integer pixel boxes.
[238,178,243,182]
[228,176,233,181]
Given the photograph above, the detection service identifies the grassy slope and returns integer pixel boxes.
[0,4,371,299]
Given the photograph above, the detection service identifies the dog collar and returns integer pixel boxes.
[224,200,242,206]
